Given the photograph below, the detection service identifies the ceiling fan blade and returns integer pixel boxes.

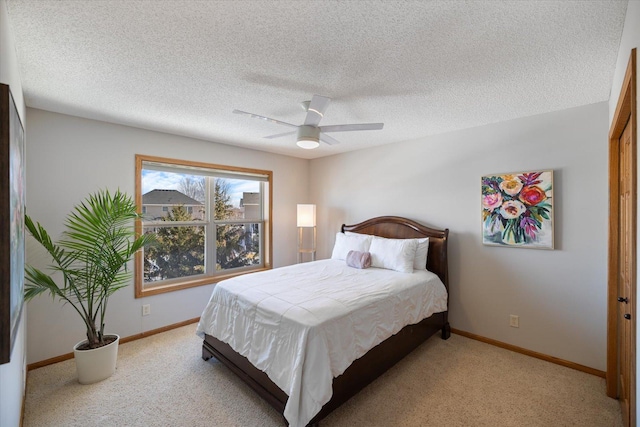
[319,133,341,146]
[233,109,298,128]
[264,130,297,139]
[304,95,331,126]
[320,123,384,133]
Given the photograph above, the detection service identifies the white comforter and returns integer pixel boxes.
[196,259,448,427]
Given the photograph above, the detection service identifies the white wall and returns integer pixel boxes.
[0,0,26,425]
[608,0,639,420]
[310,101,609,370]
[25,108,309,364]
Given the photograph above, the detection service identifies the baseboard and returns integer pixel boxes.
[27,320,605,378]
[27,317,200,371]
[118,317,200,345]
[451,328,606,378]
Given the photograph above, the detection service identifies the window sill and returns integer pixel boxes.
[135,265,272,298]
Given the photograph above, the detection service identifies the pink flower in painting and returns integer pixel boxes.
[499,200,526,219]
[482,192,503,211]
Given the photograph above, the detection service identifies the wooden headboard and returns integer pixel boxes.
[341,216,449,290]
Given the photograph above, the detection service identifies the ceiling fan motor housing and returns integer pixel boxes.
[297,125,320,149]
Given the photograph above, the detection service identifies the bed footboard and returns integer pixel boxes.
[203,310,447,426]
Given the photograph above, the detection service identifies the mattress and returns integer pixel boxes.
[196,259,448,427]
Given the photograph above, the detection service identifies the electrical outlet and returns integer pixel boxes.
[509,314,519,328]
[142,304,151,316]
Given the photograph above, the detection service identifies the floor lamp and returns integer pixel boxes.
[297,204,316,263]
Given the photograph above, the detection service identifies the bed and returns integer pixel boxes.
[197,216,450,426]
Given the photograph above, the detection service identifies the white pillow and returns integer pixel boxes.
[413,237,429,270]
[369,236,418,273]
[348,232,429,271]
[331,232,373,260]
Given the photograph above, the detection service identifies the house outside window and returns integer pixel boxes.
[135,154,272,297]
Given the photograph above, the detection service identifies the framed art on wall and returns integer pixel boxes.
[481,170,554,249]
[0,84,25,365]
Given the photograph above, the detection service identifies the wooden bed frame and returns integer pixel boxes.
[202,216,450,426]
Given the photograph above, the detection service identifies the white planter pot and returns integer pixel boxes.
[73,334,120,384]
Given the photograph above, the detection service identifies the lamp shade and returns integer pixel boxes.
[297,204,316,227]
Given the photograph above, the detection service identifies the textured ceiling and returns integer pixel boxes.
[6,0,628,159]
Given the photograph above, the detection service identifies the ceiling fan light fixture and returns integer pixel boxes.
[296,125,320,149]
[296,137,320,149]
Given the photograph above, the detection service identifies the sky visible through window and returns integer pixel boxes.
[142,170,258,208]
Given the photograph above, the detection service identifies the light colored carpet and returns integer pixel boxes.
[24,324,622,426]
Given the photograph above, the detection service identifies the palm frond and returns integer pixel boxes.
[24,189,154,349]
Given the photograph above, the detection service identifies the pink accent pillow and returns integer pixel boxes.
[346,250,372,269]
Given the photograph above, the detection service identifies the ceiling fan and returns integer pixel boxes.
[233,95,384,149]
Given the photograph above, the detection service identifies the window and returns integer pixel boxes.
[135,155,272,297]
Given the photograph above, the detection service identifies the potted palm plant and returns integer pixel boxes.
[24,189,153,384]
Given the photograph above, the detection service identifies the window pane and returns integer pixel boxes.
[142,170,205,220]
[214,178,261,220]
[143,225,205,282]
[216,223,261,270]
[136,155,271,296]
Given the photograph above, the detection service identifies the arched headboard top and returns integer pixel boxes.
[342,216,449,290]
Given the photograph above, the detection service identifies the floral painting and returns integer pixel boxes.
[482,170,553,249]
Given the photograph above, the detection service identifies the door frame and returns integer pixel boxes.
[607,48,637,425]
